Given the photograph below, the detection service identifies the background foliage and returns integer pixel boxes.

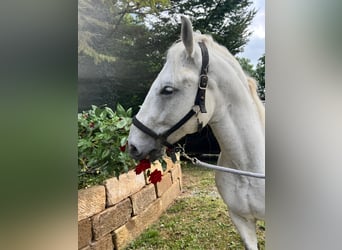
[78,0,262,112]
[237,54,265,100]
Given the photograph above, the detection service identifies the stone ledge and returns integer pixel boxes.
[89,234,113,250]
[104,170,145,206]
[78,186,106,221]
[161,178,181,212]
[156,172,172,197]
[79,246,91,250]
[92,198,132,240]
[170,163,182,189]
[78,218,92,249]
[131,184,157,216]
[113,179,182,250]
[113,199,163,250]
[78,160,183,250]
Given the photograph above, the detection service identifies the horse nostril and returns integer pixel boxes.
[128,143,141,158]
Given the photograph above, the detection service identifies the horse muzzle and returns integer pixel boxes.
[127,127,164,161]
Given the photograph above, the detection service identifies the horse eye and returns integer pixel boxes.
[160,86,174,95]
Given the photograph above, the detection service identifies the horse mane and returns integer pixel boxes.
[247,77,265,129]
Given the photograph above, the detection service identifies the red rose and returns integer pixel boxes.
[119,144,126,152]
[149,169,162,184]
[134,159,151,175]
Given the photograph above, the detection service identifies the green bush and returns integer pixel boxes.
[78,104,136,189]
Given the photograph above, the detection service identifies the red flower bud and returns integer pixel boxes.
[134,159,151,175]
[89,122,95,128]
[149,169,162,184]
[119,144,126,152]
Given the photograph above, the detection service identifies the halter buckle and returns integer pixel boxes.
[199,75,208,89]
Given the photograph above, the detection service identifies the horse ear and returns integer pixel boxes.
[181,16,194,57]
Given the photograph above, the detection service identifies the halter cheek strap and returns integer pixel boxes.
[195,42,209,113]
[132,108,198,148]
[132,41,209,147]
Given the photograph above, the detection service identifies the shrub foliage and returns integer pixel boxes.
[78,104,136,189]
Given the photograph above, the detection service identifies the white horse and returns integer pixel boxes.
[128,16,265,250]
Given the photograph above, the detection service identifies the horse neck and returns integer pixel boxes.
[208,69,265,173]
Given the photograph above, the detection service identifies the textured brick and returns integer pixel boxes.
[78,218,92,249]
[161,179,181,212]
[78,186,106,221]
[79,246,91,250]
[170,163,182,189]
[131,184,157,215]
[105,170,145,206]
[92,198,132,240]
[162,156,179,172]
[113,199,163,250]
[89,234,113,250]
[156,172,172,197]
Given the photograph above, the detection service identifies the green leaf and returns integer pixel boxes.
[116,119,127,129]
[105,107,115,117]
[116,103,126,116]
[120,136,127,146]
[127,107,133,117]
[95,107,102,117]
[101,150,110,159]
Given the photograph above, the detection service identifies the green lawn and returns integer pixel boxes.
[125,163,265,250]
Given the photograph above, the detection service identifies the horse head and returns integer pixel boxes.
[128,16,215,161]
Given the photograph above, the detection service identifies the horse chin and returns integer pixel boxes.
[147,148,164,162]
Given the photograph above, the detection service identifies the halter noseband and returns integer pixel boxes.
[132,41,209,148]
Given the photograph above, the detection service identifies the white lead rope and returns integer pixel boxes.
[180,152,265,179]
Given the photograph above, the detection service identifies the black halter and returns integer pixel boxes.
[132,41,209,148]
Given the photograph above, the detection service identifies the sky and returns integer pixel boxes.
[237,0,265,67]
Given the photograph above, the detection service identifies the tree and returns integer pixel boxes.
[78,0,258,112]
[236,57,255,77]
[236,55,265,100]
[147,0,256,55]
[78,0,170,112]
[78,0,170,64]
[254,54,265,100]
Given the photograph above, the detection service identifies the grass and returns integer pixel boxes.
[125,163,265,250]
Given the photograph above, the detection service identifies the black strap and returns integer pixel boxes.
[132,116,159,139]
[195,42,209,113]
[161,109,196,139]
[132,109,197,148]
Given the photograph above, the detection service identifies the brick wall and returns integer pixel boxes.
[78,157,182,250]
